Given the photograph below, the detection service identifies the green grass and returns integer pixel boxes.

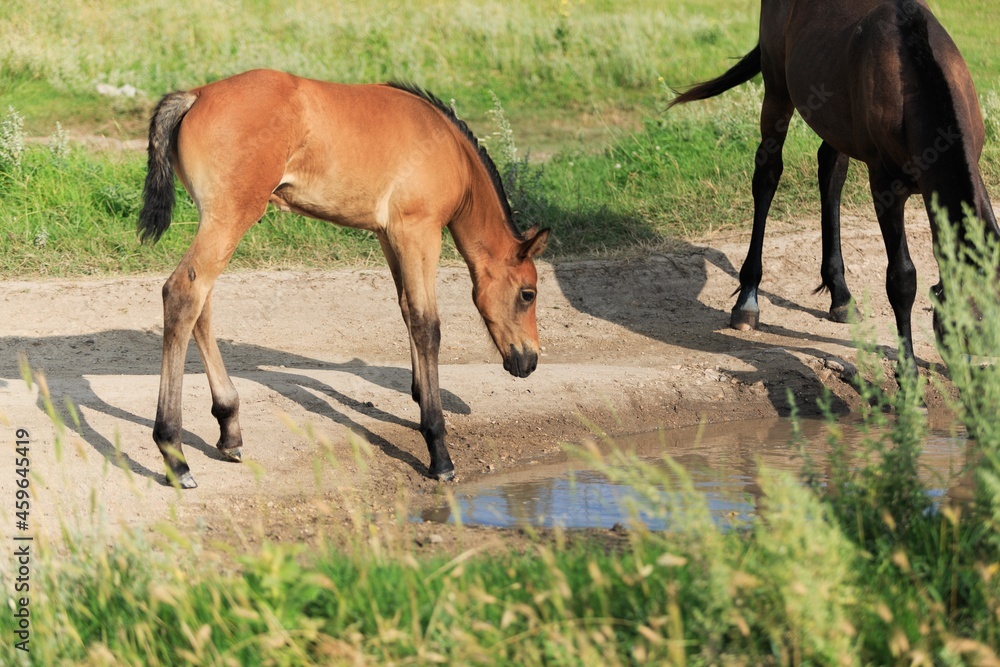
[0,0,760,135]
[0,516,859,665]
[2,83,998,275]
[0,0,997,274]
[1,0,996,136]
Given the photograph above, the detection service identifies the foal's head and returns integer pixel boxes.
[473,225,550,378]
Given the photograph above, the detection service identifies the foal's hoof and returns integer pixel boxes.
[829,305,852,324]
[730,309,759,331]
[170,471,198,489]
[219,447,243,463]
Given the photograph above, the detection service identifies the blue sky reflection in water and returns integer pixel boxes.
[417,416,972,530]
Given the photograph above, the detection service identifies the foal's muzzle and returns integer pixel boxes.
[503,345,539,378]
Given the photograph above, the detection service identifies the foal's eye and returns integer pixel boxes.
[520,289,536,304]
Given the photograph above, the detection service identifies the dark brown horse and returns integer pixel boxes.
[139,69,549,488]
[670,0,997,365]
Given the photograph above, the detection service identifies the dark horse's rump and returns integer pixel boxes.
[670,0,997,366]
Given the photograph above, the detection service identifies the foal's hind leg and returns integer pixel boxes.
[193,290,243,460]
[817,142,853,323]
[155,257,213,488]
[154,221,252,488]
[869,170,917,367]
[731,95,794,330]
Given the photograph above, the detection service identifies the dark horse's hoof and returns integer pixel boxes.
[830,305,852,324]
[434,468,456,482]
[219,446,243,462]
[429,460,456,481]
[730,308,760,332]
[170,471,198,489]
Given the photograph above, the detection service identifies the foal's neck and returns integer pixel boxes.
[448,170,520,280]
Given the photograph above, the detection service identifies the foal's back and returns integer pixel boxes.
[175,69,470,232]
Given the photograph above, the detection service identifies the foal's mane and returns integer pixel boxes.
[385,82,521,240]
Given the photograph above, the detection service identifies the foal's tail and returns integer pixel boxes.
[138,91,198,245]
[667,45,761,108]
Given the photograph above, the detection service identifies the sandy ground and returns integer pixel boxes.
[0,215,953,546]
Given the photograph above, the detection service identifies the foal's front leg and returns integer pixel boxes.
[406,304,453,480]
[377,233,422,403]
[386,229,454,480]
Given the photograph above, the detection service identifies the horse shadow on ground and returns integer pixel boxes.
[3,333,470,485]
[545,207,859,418]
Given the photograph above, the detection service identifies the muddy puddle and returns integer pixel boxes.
[416,417,973,530]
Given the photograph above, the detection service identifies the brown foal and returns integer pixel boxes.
[139,70,549,488]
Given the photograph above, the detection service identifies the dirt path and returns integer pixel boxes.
[0,216,949,544]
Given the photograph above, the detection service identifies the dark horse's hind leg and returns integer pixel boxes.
[817,141,854,323]
[731,95,794,330]
[869,170,918,367]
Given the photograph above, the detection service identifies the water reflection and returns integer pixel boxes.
[417,417,971,530]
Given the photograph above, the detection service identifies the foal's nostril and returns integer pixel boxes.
[504,345,538,378]
[525,351,539,376]
[503,347,515,373]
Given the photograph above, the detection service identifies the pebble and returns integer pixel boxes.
[824,357,858,381]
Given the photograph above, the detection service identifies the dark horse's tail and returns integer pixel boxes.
[667,45,761,107]
[138,91,198,245]
[896,0,997,234]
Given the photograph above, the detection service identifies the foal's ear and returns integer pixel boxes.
[518,227,550,260]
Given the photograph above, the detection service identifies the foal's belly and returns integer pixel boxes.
[268,181,384,232]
